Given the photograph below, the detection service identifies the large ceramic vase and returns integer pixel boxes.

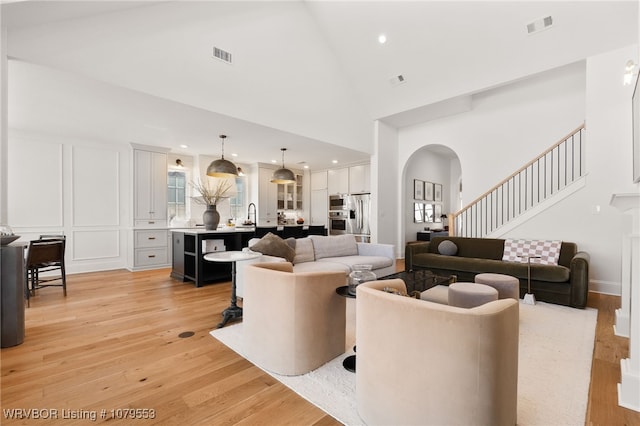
[203,204,220,230]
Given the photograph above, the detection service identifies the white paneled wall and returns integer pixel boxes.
[8,139,64,227]
[72,146,120,227]
[7,131,130,274]
[73,229,120,261]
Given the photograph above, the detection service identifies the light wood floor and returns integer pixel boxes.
[1,264,639,425]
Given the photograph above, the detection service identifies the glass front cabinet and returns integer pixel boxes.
[277,174,303,210]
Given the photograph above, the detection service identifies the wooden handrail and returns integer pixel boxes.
[448,123,585,237]
[455,123,584,216]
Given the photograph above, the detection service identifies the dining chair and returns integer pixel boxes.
[26,237,67,299]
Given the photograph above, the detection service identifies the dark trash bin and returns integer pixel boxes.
[1,244,26,347]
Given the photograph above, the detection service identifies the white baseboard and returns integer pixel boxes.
[589,279,621,296]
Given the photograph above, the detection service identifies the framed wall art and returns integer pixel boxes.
[434,183,443,202]
[414,179,424,200]
[424,181,434,201]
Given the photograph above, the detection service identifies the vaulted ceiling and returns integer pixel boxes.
[2,1,638,170]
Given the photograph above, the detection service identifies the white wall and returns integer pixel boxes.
[396,47,639,294]
[0,13,7,223]
[400,61,586,205]
[7,130,131,274]
[372,121,399,249]
[510,44,639,294]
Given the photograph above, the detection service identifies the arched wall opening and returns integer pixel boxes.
[402,144,462,252]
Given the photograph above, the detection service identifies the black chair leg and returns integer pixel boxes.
[62,266,67,296]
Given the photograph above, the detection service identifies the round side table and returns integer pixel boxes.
[204,251,260,328]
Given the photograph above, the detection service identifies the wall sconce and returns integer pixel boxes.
[624,60,637,86]
[175,159,183,168]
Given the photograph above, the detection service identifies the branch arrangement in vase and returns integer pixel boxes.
[191,179,233,206]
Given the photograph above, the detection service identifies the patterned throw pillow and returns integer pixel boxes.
[502,238,562,265]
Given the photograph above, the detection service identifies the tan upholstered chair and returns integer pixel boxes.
[242,262,346,376]
[356,279,519,426]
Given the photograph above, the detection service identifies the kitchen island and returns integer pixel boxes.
[170,228,255,287]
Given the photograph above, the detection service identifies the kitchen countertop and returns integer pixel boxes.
[171,227,256,234]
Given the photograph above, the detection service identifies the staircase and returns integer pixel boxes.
[449,124,586,238]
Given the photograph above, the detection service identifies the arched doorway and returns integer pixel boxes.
[402,144,461,249]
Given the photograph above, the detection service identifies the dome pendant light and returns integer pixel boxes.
[207,134,238,178]
[271,148,296,184]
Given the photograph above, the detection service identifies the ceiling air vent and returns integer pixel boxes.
[213,47,233,64]
[526,15,553,35]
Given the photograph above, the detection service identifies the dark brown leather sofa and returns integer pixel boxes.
[405,236,590,308]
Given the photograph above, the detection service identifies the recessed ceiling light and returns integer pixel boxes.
[231,153,238,157]
[179,144,188,149]
[378,34,387,44]
[332,160,338,164]
[303,165,309,169]
[271,159,278,163]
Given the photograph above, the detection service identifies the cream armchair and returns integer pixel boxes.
[356,279,519,426]
[242,262,347,376]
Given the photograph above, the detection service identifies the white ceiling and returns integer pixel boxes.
[2,1,638,170]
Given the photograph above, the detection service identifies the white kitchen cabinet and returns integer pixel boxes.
[327,168,349,195]
[133,229,170,268]
[295,174,303,210]
[311,171,328,190]
[258,167,278,224]
[134,149,168,227]
[311,189,328,227]
[349,164,371,194]
[277,174,304,211]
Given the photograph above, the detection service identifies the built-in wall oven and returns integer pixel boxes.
[328,209,347,235]
[329,195,348,236]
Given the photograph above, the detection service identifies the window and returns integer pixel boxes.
[229,177,245,220]
[168,171,186,220]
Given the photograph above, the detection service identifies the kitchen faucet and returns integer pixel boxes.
[247,203,256,225]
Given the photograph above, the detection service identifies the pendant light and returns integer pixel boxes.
[271,148,296,184]
[206,134,238,178]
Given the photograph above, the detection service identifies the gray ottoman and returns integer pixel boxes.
[474,273,520,300]
[420,285,449,305]
[448,282,498,308]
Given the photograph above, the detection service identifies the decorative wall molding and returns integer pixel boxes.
[72,229,120,261]
[71,145,120,227]
[7,138,63,227]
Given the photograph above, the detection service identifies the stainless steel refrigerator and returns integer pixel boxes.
[345,193,371,242]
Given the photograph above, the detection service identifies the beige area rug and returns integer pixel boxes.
[210,300,597,426]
